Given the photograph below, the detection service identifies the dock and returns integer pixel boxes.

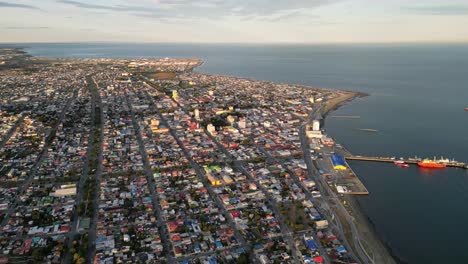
[345,155,468,169]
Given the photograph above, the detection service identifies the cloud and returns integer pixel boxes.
[58,0,122,11]
[403,5,468,16]
[4,26,51,30]
[57,0,340,20]
[57,0,165,14]
[0,1,40,10]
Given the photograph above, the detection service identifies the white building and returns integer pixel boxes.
[207,123,216,134]
[312,120,320,131]
[238,118,246,129]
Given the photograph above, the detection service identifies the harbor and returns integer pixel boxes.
[344,155,468,169]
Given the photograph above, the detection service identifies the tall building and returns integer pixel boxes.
[207,123,216,134]
[238,118,246,129]
[312,120,320,131]
[227,115,235,124]
[151,119,160,127]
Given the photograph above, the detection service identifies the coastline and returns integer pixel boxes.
[322,92,401,264]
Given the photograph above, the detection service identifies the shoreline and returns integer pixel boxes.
[322,92,403,264]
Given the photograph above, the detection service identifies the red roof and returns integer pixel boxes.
[230,211,240,218]
[314,256,324,263]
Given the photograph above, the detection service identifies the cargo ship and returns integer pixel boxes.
[417,159,447,169]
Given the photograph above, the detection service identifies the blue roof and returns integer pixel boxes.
[307,240,318,250]
[331,154,346,167]
[337,246,347,253]
[310,212,321,220]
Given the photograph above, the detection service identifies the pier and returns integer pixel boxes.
[345,155,468,169]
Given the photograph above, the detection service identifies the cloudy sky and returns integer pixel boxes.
[1,0,468,43]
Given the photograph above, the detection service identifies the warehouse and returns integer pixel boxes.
[331,154,347,170]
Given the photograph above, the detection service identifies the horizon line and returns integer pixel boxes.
[1,40,468,46]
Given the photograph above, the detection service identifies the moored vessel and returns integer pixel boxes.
[417,159,446,169]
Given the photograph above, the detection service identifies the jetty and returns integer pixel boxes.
[354,128,378,133]
[345,155,468,169]
[329,115,361,119]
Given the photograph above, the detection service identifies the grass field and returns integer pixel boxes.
[150,72,177,80]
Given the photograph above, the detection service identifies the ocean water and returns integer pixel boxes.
[4,42,468,264]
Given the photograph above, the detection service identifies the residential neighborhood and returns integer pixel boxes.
[0,49,364,264]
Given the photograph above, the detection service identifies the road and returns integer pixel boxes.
[203,130,301,264]
[0,113,25,149]
[63,76,99,264]
[0,90,78,229]
[125,91,175,263]
[144,82,298,263]
[302,103,374,264]
[86,77,105,264]
[142,88,253,263]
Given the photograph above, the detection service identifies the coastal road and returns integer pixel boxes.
[303,102,375,264]
[240,124,331,264]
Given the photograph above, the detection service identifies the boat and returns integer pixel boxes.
[394,160,409,168]
[465,107,468,111]
[417,159,446,169]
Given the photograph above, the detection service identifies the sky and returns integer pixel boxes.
[1,0,468,43]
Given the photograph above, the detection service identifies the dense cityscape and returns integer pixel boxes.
[0,48,392,264]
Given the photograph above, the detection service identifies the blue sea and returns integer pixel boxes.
[4,42,468,264]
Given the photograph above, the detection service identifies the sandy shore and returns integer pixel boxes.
[323,91,399,264]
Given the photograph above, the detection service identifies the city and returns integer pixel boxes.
[0,48,393,264]
[2,0,468,262]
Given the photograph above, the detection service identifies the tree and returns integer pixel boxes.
[237,253,249,264]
